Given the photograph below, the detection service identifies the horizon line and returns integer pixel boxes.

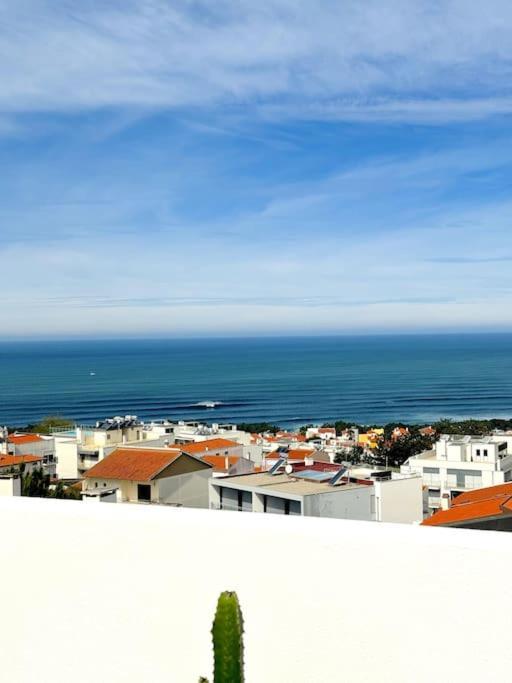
[2,330,512,344]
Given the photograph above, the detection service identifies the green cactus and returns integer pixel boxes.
[211,591,245,683]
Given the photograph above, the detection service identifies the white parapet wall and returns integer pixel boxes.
[1,497,512,682]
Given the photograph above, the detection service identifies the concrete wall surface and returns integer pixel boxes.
[0,497,511,683]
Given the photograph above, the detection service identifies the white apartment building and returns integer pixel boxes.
[145,420,265,465]
[209,463,423,524]
[54,416,155,479]
[402,434,512,511]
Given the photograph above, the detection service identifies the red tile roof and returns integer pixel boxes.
[0,454,42,467]
[85,447,184,481]
[422,483,512,527]
[8,434,43,444]
[178,438,240,455]
[450,483,512,505]
[202,455,241,472]
[266,449,315,460]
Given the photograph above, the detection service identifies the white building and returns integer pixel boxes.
[5,434,57,477]
[209,462,423,524]
[0,473,21,496]
[54,416,156,479]
[402,434,512,511]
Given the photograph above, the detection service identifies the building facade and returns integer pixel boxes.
[402,434,512,511]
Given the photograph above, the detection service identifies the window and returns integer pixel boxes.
[476,449,481,456]
[284,500,290,515]
[237,490,243,512]
[137,484,151,502]
[483,449,488,457]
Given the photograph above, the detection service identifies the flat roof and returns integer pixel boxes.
[212,472,365,497]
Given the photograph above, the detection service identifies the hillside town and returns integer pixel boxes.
[2,415,512,530]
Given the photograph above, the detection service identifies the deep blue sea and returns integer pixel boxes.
[1,334,512,427]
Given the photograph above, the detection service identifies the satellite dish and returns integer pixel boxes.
[285,464,293,475]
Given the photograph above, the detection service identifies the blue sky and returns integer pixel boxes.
[2,0,512,338]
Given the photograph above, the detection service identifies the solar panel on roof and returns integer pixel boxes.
[293,470,333,482]
[328,467,348,486]
[268,457,286,475]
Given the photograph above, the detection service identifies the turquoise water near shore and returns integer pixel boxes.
[1,334,512,427]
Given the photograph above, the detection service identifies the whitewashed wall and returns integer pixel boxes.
[0,497,511,682]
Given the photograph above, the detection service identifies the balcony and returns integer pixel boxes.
[0,497,511,682]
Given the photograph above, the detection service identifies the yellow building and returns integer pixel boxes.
[358,428,384,450]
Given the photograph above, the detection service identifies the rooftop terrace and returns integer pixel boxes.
[1,497,511,682]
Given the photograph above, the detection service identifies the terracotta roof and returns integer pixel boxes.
[85,447,183,481]
[202,455,241,472]
[178,438,239,455]
[266,449,315,460]
[422,483,512,527]
[0,454,42,467]
[8,434,43,444]
[419,426,436,436]
[450,483,512,505]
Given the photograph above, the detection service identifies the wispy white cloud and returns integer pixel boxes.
[2,1,512,122]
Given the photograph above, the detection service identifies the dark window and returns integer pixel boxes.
[284,500,290,515]
[237,490,243,512]
[263,495,267,513]
[476,449,481,456]
[137,484,151,502]
[483,450,488,457]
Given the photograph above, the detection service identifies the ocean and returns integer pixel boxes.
[1,334,512,428]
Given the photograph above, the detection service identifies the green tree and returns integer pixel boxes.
[334,445,364,465]
[373,433,434,468]
[236,422,280,435]
[27,416,74,435]
[20,466,50,498]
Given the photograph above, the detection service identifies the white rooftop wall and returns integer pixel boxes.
[1,497,511,682]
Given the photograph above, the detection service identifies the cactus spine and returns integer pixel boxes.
[211,591,245,683]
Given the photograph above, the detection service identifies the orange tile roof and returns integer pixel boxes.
[422,483,512,527]
[265,448,315,460]
[202,455,241,472]
[450,483,512,505]
[178,438,240,455]
[8,434,43,444]
[85,447,184,481]
[0,454,42,467]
